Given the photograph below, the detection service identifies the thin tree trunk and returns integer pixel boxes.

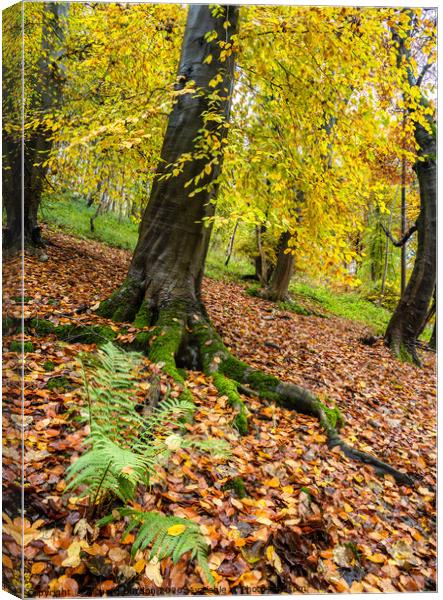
[255,224,271,285]
[429,320,436,350]
[3,2,68,252]
[379,188,399,304]
[400,154,407,295]
[225,219,239,266]
[380,212,393,302]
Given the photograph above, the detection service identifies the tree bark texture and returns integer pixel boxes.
[385,120,436,363]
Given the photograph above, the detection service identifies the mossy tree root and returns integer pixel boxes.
[190,314,416,487]
[143,304,194,404]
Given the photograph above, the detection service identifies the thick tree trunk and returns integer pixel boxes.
[385,121,436,364]
[99,5,239,322]
[265,231,294,301]
[3,2,68,253]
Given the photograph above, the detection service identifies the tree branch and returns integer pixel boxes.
[381,223,417,247]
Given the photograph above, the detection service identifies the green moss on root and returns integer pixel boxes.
[30,318,55,335]
[96,277,141,322]
[30,319,116,345]
[219,356,248,382]
[54,324,116,345]
[46,376,70,390]
[398,344,415,365]
[222,357,280,401]
[319,402,344,429]
[9,341,34,353]
[145,304,195,407]
[222,477,247,498]
[2,317,15,334]
[12,296,32,304]
[133,301,151,328]
[212,372,248,435]
[132,331,152,351]
[245,370,280,400]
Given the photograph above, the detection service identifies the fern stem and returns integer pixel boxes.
[90,459,112,516]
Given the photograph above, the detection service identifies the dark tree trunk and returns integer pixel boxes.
[385,121,436,364]
[99,5,240,322]
[3,2,68,253]
[429,320,436,351]
[265,231,294,301]
[255,224,273,285]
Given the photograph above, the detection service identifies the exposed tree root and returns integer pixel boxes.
[189,313,417,487]
[26,304,417,486]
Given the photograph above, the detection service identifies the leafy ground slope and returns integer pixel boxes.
[2,227,436,596]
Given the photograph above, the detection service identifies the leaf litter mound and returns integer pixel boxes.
[2,227,436,596]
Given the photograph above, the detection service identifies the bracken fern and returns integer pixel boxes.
[66,342,229,585]
[98,508,214,585]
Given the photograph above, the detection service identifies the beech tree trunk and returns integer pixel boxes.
[265,231,294,301]
[3,2,68,252]
[385,120,436,363]
[99,5,239,322]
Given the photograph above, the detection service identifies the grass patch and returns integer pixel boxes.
[289,281,392,334]
[205,245,254,282]
[40,194,139,251]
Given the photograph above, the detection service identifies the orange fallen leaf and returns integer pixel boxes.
[31,562,46,575]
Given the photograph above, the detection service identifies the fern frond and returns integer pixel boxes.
[113,508,214,586]
[137,396,194,443]
[79,342,144,446]
[66,434,156,502]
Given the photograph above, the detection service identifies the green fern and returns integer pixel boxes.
[67,342,230,501]
[65,433,158,502]
[98,508,214,586]
[66,343,195,500]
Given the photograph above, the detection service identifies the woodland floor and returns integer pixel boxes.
[2,227,436,596]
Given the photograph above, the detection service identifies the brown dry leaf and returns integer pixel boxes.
[332,545,355,568]
[266,545,283,574]
[108,547,129,562]
[207,552,226,571]
[145,556,163,586]
[61,540,89,568]
[387,540,420,567]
